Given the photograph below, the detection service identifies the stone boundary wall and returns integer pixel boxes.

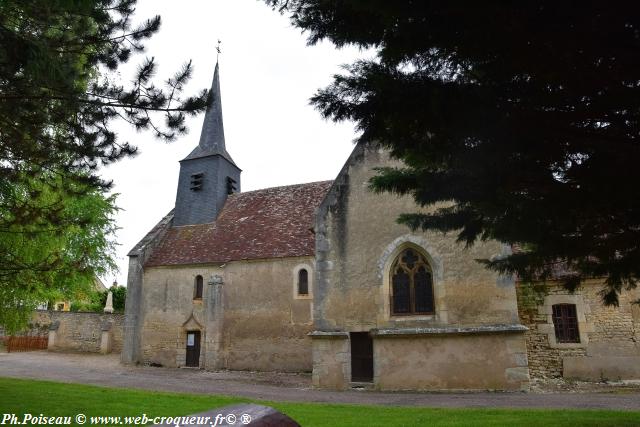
[31,310,124,353]
[517,280,640,380]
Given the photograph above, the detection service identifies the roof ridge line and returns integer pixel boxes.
[231,180,333,196]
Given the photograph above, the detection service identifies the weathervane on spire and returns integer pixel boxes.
[216,39,222,62]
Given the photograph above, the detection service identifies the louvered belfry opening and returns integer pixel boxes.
[391,248,434,315]
[190,173,204,191]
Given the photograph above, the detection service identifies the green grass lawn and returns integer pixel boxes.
[1,377,639,426]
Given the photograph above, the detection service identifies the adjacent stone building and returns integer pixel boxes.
[122,62,640,390]
[517,279,640,382]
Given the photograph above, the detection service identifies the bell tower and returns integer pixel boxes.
[173,62,241,226]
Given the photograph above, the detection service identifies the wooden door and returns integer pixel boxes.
[185,330,201,367]
[350,332,373,382]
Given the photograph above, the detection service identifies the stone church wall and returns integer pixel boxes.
[517,279,640,380]
[373,333,528,390]
[140,256,313,371]
[140,265,221,368]
[312,143,529,390]
[221,257,313,372]
[315,144,520,332]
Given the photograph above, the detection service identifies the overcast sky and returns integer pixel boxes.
[100,0,367,286]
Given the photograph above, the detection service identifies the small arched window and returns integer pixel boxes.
[194,275,203,300]
[390,248,434,315]
[297,269,309,296]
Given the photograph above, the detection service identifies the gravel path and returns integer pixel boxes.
[1,351,639,410]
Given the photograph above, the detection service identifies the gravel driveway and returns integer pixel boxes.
[1,351,639,410]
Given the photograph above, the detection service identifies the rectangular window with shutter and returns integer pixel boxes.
[552,304,580,343]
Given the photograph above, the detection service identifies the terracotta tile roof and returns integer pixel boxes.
[145,180,332,266]
[128,210,174,256]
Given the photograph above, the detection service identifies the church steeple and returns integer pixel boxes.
[173,62,241,226]
[182,62,236,166]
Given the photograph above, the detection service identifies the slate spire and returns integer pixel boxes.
[182,61,236,166]
[173,60,241,226]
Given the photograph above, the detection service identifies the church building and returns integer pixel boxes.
[122,63,640,391]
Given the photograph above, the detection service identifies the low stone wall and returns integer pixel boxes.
[31,310,124,354]
[517,280,640,380]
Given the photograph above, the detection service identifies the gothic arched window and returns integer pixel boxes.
[194,275,203,300]
[298,269,309,296]
[390,248,434,315]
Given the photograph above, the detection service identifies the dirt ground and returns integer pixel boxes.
[0,351,639,410]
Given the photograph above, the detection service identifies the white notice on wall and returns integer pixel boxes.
[187,333,195,346]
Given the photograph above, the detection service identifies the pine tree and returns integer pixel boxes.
[0,0,209,330]
[266,1,640,304]
[0,1,208,190]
